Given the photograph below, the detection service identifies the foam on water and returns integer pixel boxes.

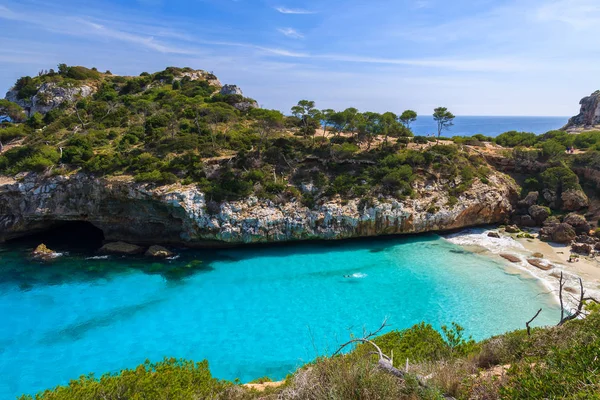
[0,235,560,398]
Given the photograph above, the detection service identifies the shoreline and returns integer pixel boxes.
[445,228,600,310]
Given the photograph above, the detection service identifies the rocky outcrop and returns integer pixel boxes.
[563,90,600,132]
[145,245,174,258]
[561,189,589,211]
[220,84,244,96]
[0,172,517,246]
[5,82,96,116]
[99,242,144,255]
[540,222,576,243]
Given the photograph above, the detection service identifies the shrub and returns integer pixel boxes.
[495,131,538,148]
[540,166,581,192]
[19,358,232,400]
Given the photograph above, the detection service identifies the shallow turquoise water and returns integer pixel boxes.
[0,234,559,398]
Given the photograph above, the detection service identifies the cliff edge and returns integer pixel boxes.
[563,90,600,132]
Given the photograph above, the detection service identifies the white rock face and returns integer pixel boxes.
[220,84,244,96]
[5,82,96,116]
[0,172,517,246]
[179,70,222,87]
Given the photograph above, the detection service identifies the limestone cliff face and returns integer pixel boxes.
[0,172,518,246]
[563,90,600,132]
[5,82,96,117]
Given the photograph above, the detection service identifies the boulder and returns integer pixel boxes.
[145,245,174,258]
[532,252,544,258]
[561,189,589,211]
[98,241,144,255]
[500,253,521,263]
[511,214,536,227]
[527,259,552,271]
[575,235,596,245]
[505,225,521,233]
[571,243,593,255]
[563,213,591,235]
[595,242,600,251]
[518,191,539,208]
[528,205,550,225]
[32,243,56,260]
[487,231,500,238]
[540,223,576,243]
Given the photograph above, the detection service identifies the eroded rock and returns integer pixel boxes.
[561,190,589,211]
[145,245,174,258]
[99,241,144,255]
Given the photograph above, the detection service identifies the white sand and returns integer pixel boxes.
[445,228,600,308]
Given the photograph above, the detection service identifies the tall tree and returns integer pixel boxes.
[291,100,320,143]
[343,107,360,138]
[380,112,398,144]
[250,108,284,159]
[433,107,455,140]
[320,109,335,138]
[399,110,417,130]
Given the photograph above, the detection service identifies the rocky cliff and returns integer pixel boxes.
[0,172,518,246]
[563,90,600,132]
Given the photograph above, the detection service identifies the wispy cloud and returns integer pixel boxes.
[277,27,304,39]
[275,6,315,14]
[536,0,600,29]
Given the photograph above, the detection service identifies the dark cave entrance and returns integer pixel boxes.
[11,221,106,252]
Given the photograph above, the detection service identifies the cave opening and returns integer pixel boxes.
[11,221,106,252]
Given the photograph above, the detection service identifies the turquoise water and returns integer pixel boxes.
[412,116,569,137]
[0,235,559,398]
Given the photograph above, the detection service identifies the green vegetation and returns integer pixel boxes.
[0,65,489,206]
[23,309,600,400]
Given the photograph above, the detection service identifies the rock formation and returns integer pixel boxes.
[5,82,96,116]
[563,90,600,132]
[0,171,517,246]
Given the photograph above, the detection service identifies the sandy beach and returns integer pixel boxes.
[445,228,600,309]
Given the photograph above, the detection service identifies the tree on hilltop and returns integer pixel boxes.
[433,107,455,140]
[399,110,417,130]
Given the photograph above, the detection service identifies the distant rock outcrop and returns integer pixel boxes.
[220,84,244,96]
[563,90,600,132]
[5,82,96,116]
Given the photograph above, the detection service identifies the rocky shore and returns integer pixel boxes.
[0,171,517,246]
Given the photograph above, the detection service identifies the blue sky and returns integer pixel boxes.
[0,0,598,116]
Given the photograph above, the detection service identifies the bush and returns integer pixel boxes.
[19,358,232,400]
[540,166,581,192]
[134,171,178,185]
[362,323,450,366]
[495,131,538,148]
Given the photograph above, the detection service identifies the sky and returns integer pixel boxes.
[0,0,598,116]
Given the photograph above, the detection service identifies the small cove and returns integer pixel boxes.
[0,234,560,398]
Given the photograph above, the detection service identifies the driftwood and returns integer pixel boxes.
[557,272,599,326]
[333,318,406,379]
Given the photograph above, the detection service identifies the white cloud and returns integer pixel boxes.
[277,27,304,39]
[275,7,315,14]
[536,0,600,29]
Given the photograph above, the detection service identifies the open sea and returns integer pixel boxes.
[411,116,569,137]
[0,234,559,398]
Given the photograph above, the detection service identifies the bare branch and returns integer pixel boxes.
[526,308,542,336]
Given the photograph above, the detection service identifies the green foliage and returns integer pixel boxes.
[573,131,600,150]
[541,139,566,157]
[432,107,455,137]
[368,323,450,366]
[19,358,233,400]
[495,131,538,147]
[441,322,477,356]
[540,166,581,192]
[0,99,26,122]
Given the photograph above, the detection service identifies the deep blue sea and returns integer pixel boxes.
[411,116,569,137]
[0,235,559,398]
